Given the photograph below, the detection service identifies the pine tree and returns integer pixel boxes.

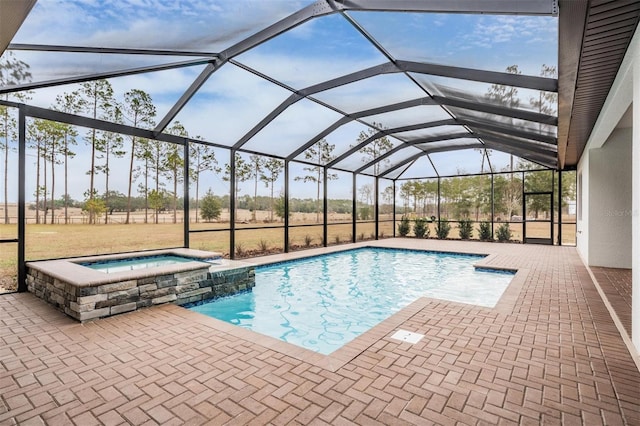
[356,122,393,175]
[485,64,522,219]
[53,91,83,224]
[223,153,252,222]
[164,122,187,224]
[295,139,338,223]
[0,52,31,224]
[123,89,156,224]
[260,158,284,222]
[79,80,114,223]
[189,137,219,223]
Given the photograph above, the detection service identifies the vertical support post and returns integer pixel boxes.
[323,166,328,247]
[392,180,396,238]
[374,177,379,240]
[551,171,555,245]
[557,171,563,245]
[352,173,357,243]
[183,140,190,248]
[229,150,236,259]
[491,173,495,240]
[631,39,640,353]
[17,108,26,292]
[284,160,290,252]
[437,177,441,221]
[522,171,526,243]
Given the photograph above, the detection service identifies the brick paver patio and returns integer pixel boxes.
[590,267,632,338]
[1,240,639,425]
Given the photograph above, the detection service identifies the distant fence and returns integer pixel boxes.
[1,216,187,225]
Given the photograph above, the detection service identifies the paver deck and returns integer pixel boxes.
[590,266,632,338]
[1,240,639,425]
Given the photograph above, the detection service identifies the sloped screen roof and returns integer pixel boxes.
[0,0,560,179]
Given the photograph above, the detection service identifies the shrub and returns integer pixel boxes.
[398,216,410,237]
[359,206,371,220]
[235,242,246,257]
[435,220,451,239]
[200,189,222,222]
[357,232,365,241]
[479,221,492,241]
[413,217,429,238]
[496,223,512,242]
[458,219,473,240]
[303,234,313,247]
[258,239,269,252]
[369,232,376,240]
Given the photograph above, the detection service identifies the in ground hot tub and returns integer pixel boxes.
[79,253,222,273]
[26,248,255,322]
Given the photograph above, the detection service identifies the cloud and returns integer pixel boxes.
[235,50,385,89]
[14,0,308,52]
[4,2,557,201]
[462,15,557,49]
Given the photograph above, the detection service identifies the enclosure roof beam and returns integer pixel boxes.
[335,0,558,16]
[298,62,398,96]
[379,152,426,178]
[287,116,353,161]
[0,58,215,95]
[231,93,303,150]
[474,132,557,156]
[397,60,558,92]
[459,118,558,145]
[433,95,558,125]
[222,1,337,60]
[288,98,446,161]
[1,100,236,150]
[377,143,486,179]
[232,62,398,150]
[379,139,556,179]
[482,140,557,168]
[354,132,475,174]
[20,104,186,144]
[154,0,337,135]
[351,97,435,118]
[232,56,557,151]
[475,130,557,152]
[8,43,219,57]
[326,119,457,168]
[153,61,223,135]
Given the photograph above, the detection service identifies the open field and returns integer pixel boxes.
[0,207,576,292]
[0,204,357,225]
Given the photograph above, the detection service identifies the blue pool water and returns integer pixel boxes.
[189,248,514,354]
[81,254,214,273]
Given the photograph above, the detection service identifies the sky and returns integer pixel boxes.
[0,0,558,204]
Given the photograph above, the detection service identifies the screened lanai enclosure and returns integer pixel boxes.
[0,0,590,293]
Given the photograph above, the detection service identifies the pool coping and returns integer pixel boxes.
[180,241,529,372]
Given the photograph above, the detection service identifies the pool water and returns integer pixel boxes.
[189,248,514,354]
[81,254,211,273]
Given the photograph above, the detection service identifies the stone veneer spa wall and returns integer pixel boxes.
[25,249,255,322]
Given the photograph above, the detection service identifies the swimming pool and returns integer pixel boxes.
[189,247,514,354]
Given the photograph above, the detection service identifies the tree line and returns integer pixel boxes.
[2,54,564,226]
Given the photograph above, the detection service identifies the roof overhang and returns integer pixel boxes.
[0,0,36,55]
[557,0,640,169]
